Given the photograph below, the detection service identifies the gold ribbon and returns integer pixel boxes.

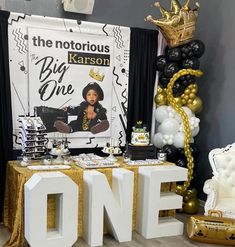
[166,69,203,195]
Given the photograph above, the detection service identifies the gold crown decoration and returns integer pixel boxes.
[89,68,105,82]
[146,0,200,47]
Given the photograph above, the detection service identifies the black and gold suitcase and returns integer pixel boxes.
[187,210,235,245]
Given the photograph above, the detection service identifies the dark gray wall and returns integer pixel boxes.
[4,0,235,200]
[195,0,235,199]
[5,0,161,29]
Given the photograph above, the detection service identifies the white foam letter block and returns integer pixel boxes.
[83,168,134,246]
[137,165,187,239]
[24,172,78,247]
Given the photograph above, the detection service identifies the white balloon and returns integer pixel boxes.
[160,118,180,135]
[157,124,163,133]
[155,106,168,123]
[179,124,184,132]
[153,133,164,148]
[192,126,200,137]
[174,112,183,123]
[167,106,175,113]
[182,106,194,118]
[173,132,185,148]
[164,134,169,140]
[168,139,173,145]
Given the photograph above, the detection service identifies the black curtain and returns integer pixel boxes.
[0,10,13,222]
[127,28,158,142]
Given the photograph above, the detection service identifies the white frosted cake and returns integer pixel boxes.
[131,122,150,146]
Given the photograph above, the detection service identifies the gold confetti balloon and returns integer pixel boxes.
[174,97,182,106]
[181,98,187,105]
[176,184,187,196]
[185,89,190,95]
[155,93,167,106]
[184,195,190,203]
[183,198,199,214]
[191,84,198,94]
[187,96,203,113]
[186,188,197,199]
[189,93,195,99]
[157,86,164,94]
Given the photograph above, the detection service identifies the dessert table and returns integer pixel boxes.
[3,157,175,247]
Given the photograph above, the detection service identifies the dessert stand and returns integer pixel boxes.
[102,148,122,162]
[50,149,70,164]
[49,138,70,165]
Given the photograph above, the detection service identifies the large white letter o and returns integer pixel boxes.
[24,172,78,247]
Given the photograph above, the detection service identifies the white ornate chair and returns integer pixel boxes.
[203,143,235,218]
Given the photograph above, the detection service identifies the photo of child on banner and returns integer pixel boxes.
[54,82,109,134]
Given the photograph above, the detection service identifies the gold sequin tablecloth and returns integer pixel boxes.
[3,159,175,247]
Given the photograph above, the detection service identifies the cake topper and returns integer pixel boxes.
[133,121,148,132]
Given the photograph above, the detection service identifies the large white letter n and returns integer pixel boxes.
[83,168,134,247]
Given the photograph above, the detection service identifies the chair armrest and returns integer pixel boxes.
[203,179,218,194]
[203,178,219,215]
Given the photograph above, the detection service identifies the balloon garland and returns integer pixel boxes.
[166,68,203,195]
[147,0,205,214]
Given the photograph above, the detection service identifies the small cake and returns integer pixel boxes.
[114,147,121,154]
[103,144,121,154]
[131,121,150,146]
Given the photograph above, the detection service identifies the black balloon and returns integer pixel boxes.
[164,46,170,54]
[190,171,199,187]
[162,145,179,162]
[181,79,190,87]
[159,74,170,88]
[181,46,190,55]
[182,58,200,70]
[167,47,182,62]
[173,81,186,97]
[182,53,187,59]
[180,75,195,86]
[176,157,188,168]
[164,62,180,78]
[188,77,195,84]
[190,40,205,58]
[176,148,187,160]
[193,159,199,171]
[181,44,194,58]
[155,55,167,71]
[190,143,200,158]
[180,76,186,82]
[178,148,185,155]
[178,144,200,158]
[186,75,192,80]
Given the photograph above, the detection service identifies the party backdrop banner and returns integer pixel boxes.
[8,13,130,148]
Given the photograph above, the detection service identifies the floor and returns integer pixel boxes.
[0,213,227,247]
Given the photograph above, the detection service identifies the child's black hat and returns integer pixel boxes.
[82,82,104,101]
